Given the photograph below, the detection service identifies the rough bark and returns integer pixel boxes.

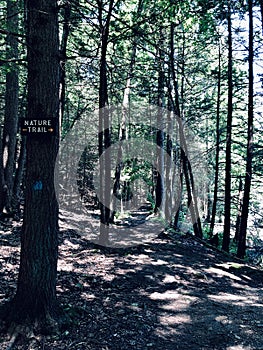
[0,125,6,213]
[12,135,26,216]
[2,0,19,213]
[1,0,62,331]
[59,1,71,130]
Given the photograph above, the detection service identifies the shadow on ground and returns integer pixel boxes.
[0,226,263,350]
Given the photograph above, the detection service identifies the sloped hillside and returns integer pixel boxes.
[0,225,263,350]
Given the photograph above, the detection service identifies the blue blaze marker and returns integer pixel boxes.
[33,181,43,191]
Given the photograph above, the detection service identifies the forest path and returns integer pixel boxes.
[59,203,162,248]
[0,223,263,350]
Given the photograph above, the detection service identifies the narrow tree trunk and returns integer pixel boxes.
[169,22,202,238]
[98,0,114,245]
[59,1,71,131]
[165,108,173,222]
[2,0,19,213]
[168,20,182,230]
[237,0,254,259]
[0,125,5,213]
[154,27,165,214]
[12,135,26,216]
[222,0,233,252]
[210,42,221,236]
[234,176,243,243]
[111,0,143,222]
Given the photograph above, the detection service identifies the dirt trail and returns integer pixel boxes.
[0,224,263,350]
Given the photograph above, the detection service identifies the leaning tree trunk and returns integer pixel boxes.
[237,0,254,259]
[168,19,202,238]
[170,19,203,238]
[2,0,61,330]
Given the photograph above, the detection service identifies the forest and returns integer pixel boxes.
[0,0,263,349]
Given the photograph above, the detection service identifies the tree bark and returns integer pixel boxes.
[0,125,6,213]
[154,27,165,214]
[234,176,243,243]
[59,1,71,131]
[12,135,26,216]
[2,0,61,330]
[210,41,221,236]
[111,0,142,221]
[222,0,233,252]
[2,0,19,213]
[169,21,202,238]
[237,0,254,259]
[98,0,114,245]
[167,20,181,230]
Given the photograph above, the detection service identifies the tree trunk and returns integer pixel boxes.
[0,125,5,213]
[165,108,174,223]
[111,0,143,222]
[154,27,165,214]
[222,0,233,252]
[169,21,202,238]
[237,0,254,259]
[167,20,182,230]
[234,176,243,243]
[2,0,61,330]
[210,41,221,236]
[2,0,19,213]
[59,1,71,131]
[98,0,114,245]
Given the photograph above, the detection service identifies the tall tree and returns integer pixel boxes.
[1,0,19,214]
[234,176,243,242]
[2,0,61,330]
[222,0,233,252]
[168,14,203,238]
[111,0,143,220]
[98,0,114,245]
[210,40,222,235]
[154,27,165,214]
[237,0,254,259]
[59,1,71,128]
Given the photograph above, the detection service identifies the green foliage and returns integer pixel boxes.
[0,0,261,257]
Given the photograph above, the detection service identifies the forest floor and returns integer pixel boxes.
[0,215,263,350]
